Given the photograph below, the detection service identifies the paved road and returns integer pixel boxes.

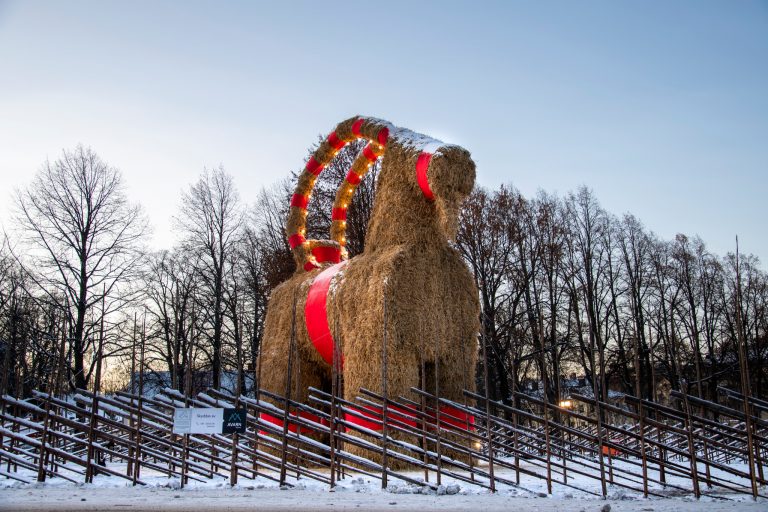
[0,486,765,512]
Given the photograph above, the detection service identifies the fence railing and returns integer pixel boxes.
[0,386,765,499]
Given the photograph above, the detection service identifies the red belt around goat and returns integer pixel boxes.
[304,261,347,367]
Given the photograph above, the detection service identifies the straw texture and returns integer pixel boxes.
[259,117,479,466]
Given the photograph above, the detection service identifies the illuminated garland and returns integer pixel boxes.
[287,117,389,271]
[329,139,386,256]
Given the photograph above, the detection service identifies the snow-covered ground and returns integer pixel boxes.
[1,459,764,511]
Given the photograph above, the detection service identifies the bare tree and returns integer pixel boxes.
[563,187,612,401]
[14,145,147,390]
[671,234,707,398]
[237,212,274,393]
[528,191,569,405]
[723,251,768,397]
[617,214,654,399]
[0,234,17,318]
[175,166,242,389]
[144,248,198,390]
[250,182,295,290]
[457,186,527,403]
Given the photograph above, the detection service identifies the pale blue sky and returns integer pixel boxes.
[0,1,766,262]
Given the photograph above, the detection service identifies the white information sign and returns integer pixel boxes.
[173,408,223,434]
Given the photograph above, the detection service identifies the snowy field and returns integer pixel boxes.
[1,458,765,511]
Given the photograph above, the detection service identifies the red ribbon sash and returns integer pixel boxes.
[304,261,347,367]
